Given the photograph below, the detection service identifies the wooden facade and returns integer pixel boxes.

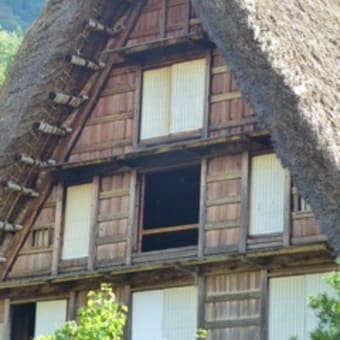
[0,1,336,339]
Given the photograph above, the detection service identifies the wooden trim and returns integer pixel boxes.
[86,112,134,125]
[292,211,314,219]
[126,170,137,265]
[88,176,99,271]
[212,65,229,74]
[205,221,240,231]
[197,275,205,330]
[142,223,198,236]
[206,317,260,329]
[205,290,260,302]
[137,175,146,252]
[198,159,207,257]
[99,189,130,200]
[96,235,128,245]
[133,66,142,149]
[68,291,77,320]
[183,0,190,35]
[52,182,64,276]
[101,85,136,97]
[260,269,268,340]
[283,170,291,247]
[206,171,241,182]
[291,235,327,244]
[3,299,10,340]
[159,0,167,38]
[206,196,241,207]
[210,91,241,103]
[97,213,129,223]
[19,248,53,256]
[209,117,257,131]
[203,49,212,139]
[239,151,249,252]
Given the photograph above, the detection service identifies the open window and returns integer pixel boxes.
[138,165,201,252]
[140,59,206,142]
[10,300,67,340]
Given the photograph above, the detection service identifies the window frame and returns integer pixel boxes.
[137,51,211,146]
[136,163,201,253]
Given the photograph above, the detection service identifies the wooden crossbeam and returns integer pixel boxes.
[3,181,39,198]
[48,91,89,108]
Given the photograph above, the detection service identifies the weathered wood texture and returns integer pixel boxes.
[205,271,261,339]
[7,188,57,278]
[205,155,242,253]
[209,49,256,137]
[96,172,131,266]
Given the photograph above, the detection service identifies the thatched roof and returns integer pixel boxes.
[0,0,134,259]
[192,0,340,255]
[0,0,339,267]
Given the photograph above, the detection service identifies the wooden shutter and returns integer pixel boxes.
[62,183,92,259]
[140,67,171,140]
[132,287,197,340]
[170,59,206,134]
[250,154,285,234]
[35,300,67,337]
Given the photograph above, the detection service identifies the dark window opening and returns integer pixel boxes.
[141,165,200,252]
[11,303,36,340]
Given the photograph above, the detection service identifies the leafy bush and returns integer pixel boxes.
[34,283,127,340]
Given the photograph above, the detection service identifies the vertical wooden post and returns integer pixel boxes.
[183,0,191,35]
[3,299,10,340]
[239,151,250,253]
[133,66,142,149]
[260,269,268,340]
[159,0,167,38]
[197,274,206,331]
[283,170,291,247]
[122,284,132,340]
[203,49,212,139]
[137,175,145,253]
[68,291,77,320]
[88,176,100,271]
[52,182,64,275]
[126,170,137,265]
[198,159,208,257]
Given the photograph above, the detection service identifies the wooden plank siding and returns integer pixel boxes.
[204,271,261,339]
[7,187,57,279]
[96,172,132,266]
[205,155,242,254]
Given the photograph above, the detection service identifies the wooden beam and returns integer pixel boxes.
[283,170,291,247]
[126,170,137,266]
[203,49,212,139]
[239,151,250,252]
[3,298,10,340]
[142,223,198,236]
[68,290,77,320]
[52,182,64,276]
[197,274,206,330]
[260,269,268,340]
[198,158,207,257]
[88,176,99,271]
[159,0,167,39]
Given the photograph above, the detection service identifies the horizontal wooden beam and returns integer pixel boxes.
[65,55,105,71]
[32,122,72,136]
[142,224,198,236]
[48,91,89,107]
[15,153,56,167]
[3,180,38,198]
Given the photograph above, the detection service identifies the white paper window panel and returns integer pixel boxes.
[140,67,171,140]
[62,183,92,259]
[249,153,285,234]
[269,273,336,340]
[140,59,206,140]
[170,59,206,134]
[132,286,198,340]
[35,300,67,337]
[0,323,3,340]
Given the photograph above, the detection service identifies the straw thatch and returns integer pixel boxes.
[0,0,127,255]
[192,0,340,255]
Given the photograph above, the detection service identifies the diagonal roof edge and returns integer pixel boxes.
[191,0,340,255]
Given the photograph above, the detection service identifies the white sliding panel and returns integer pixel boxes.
[0,323,4,340]
[269,276,305,340]
[35,300,67,337]
[170,59,206,134]
[62,183,92,259]
[163,286,198,340]
[132,286,198,340]
[250,154,285,234]
[141,67,171,140]
[132,290,163,340]
[305,273,335,338]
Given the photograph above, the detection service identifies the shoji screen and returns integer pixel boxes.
[62,183,92,259]
[35,300,67,337]
[132,286,197,340]
[250,154,285,234]
[269,273,336,340]
[140,67,171,140]
[170,59,206,134]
